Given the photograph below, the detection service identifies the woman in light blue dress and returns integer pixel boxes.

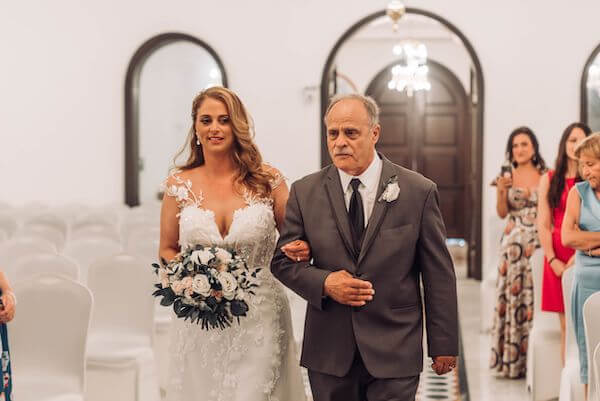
[562,132,600,394]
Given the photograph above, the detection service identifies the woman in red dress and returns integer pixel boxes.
[537,122,591,364]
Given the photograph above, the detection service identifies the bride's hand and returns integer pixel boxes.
[281,240,311,262]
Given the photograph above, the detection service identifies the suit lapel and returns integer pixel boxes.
[357,156,396,265]
[325,166,358,261]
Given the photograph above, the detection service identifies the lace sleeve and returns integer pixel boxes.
[264,165,285,191]
[161,170,202,209]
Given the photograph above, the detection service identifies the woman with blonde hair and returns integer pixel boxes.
[562,132,600,396]
[159,87,307,401]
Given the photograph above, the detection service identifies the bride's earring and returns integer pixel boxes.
[196,138,200,146]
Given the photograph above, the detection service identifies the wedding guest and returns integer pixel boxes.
[562,132,600,395]
[0,269,15,399]
[490,127,547,378]
[537,122,590,365]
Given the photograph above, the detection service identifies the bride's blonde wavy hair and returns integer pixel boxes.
[174,86,275,199]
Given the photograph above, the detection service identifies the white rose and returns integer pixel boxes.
[192,275,212,297]
[191,249,214,266]
[235,288,245,301]
[381,182,400,202]
[171,280,185,295]
[217,272,238,300]
[170,262,184,274]
[215,248,233,264]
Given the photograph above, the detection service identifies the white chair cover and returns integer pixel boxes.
[126,227,171,391]
[527,248,562,400]
[0,236,57,282]
[0,213,18,239]
[560,266,585,401]
[583,292,600,401]
[71,223,121,243]
[13,252,80,283]
[17,224,66,251]
[24,213,68,240]
[480,214,505,333]
[594,344,600,401]
[85,254,159,401]
[63,237,121,284]
[11,273,93,401]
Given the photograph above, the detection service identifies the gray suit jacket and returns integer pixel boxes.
[271,155,458,378]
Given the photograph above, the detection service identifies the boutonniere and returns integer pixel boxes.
[378,175,400,203]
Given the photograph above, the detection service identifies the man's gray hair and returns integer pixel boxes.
[324,93,380,127]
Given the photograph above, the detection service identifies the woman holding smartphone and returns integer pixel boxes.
[490,127,547,379]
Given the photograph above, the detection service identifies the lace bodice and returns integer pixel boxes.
[161,169,306,401]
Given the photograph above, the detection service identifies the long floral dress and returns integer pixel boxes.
[490,187,539,378]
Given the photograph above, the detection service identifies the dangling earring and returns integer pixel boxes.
[196,138,200,146]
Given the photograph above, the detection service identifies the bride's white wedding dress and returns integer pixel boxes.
[163,172,307,401]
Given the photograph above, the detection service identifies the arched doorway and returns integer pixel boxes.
[320,9,484,279]
[366,59,470,240]
[124,33,228,206]
[581,43,600,132]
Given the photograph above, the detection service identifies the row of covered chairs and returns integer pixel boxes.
[10,255,160,401]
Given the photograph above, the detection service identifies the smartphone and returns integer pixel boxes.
[500,165,512,179]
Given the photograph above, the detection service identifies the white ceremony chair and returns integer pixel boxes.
[583,292,600,401]
[85,254,160,401]
[559,266,585,401]
[13,252,80,283]
[24,213,69,240]
[527,248,562,400]
[480,214,505,333]
[63,237,121,284]
[11,273,93,401]
[17,224,66,251]
[0,213,18,239]
[126,227,171,391]
[0,236,57,281]
[594,344,600,401]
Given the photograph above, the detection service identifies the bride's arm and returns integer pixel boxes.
[159,177,181,262]
[270,167,311,261]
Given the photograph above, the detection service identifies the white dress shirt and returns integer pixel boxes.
[337,152,383,227]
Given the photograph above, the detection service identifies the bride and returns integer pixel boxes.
[159,87,308,401]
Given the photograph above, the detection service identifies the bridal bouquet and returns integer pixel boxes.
[152,245,260,330]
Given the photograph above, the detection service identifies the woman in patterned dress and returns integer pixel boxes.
[537,123,590,365]
[490,127,546,378]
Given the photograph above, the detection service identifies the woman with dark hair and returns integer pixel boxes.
[537,122,591,365]
[490,126,547,378]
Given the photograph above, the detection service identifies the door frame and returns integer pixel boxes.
[580,42,600,124]
[319,8,485,279]
[124,32,228,207]
[365,58,471,240]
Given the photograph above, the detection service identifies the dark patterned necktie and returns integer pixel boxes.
[349,178,364,249]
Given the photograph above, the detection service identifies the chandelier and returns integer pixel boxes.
[388,41,432,97]
[386,1,406,31]
[588,64,600,98]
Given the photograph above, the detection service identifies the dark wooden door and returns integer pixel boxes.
[366,60,471,240]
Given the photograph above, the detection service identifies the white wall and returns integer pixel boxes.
[139,41,222,203]
[2,0,600,279]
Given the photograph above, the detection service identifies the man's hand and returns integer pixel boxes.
[431,356,456,375]
[323,270,374,307]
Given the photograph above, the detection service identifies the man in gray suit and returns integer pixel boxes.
[271,94,458,401]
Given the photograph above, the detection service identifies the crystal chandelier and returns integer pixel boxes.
[388,41,431,97]
[588,64,600,98]
[386,0,406,31]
